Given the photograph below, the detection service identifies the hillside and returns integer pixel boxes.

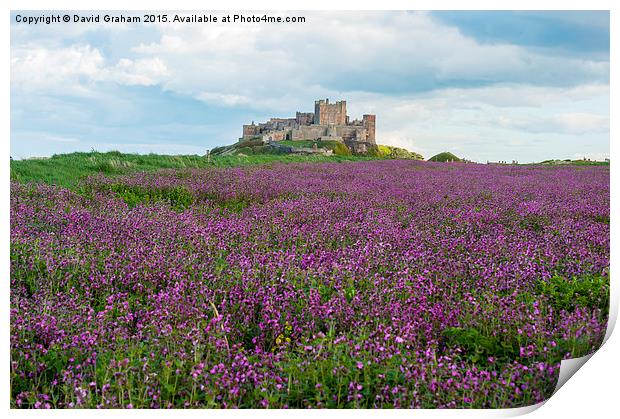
[538,159,609,166]
[211,139,352,157]
[10,151,370,189]
[11,141,424,189]
[212,137,424,160]
[428,152,462,162]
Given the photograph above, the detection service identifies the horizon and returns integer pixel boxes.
[10,11,610,162]
[9,148,610,165]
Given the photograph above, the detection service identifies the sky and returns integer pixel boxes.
[10,11,610,162]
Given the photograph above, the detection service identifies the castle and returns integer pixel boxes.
[242,99,376,153]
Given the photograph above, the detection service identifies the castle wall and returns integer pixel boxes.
[291,125,329,140]
[333,125,368,141]
[262,131,287,142]
[268,118,297,129]
[290,124,368,142]
[243,124,259,138]
[296,112,314,126]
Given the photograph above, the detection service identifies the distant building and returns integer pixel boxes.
[242,99,376,153]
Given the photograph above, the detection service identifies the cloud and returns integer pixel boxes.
[197,91,251,106]
[11,44,169,95]
[427,83,609,108]
[121,11,609,109]
[492,112,609,135]
[107,57,169,86]
[334,84,608,161]
[11,12,609,108]
[11,44,105,95]
[431,11,609,57]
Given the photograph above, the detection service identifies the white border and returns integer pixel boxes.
[3,1,616,418]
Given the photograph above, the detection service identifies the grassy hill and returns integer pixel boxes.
[10,151,371,189]
[538,159,609,166]
[428,152,462,162]
[213,137,424,160]
[11,140,425,188]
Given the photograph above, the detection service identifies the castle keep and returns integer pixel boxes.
[242,99,376,153]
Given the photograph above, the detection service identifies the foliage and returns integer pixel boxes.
[377,145,424,160]
[537,274,610,316]
[333,142,352,156]
[428,152,462,162]
[108,184,195,211]
[237,139,265,148]
[442,327,520,365]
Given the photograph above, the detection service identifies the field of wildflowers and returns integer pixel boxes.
[10,160,609,408]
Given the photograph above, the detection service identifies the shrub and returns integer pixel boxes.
[235,147,254,155]
[537,274,609,315]
[428,152,461,162]
[236,139,264,148]
[376,145,424,160]
[363,145,382,158]
[333,143,352,156]
[441,327,520,365]
[109,184,194,211]
[519,213,550,232]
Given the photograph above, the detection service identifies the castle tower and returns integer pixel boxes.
[313,100,324,124]
[314,99,347,125]
[338,101,347,125]
[362,114,376,143]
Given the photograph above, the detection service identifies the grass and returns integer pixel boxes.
[538,159,610,166]
[10,151,374,189]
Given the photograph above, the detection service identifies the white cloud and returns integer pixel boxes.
[482,112,609,135]
[11,12,609,109]
[11,44,105,95]
[197,91,251,106]
[552,113,609,134]
[106,57,169,86]
[427,84,609,108]
[120,11,609,112]
[11,44,170,95]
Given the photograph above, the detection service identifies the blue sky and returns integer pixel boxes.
[10,11,609,162]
